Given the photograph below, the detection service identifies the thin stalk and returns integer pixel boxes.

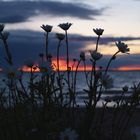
[90,60,96,89]
[73,59,81,93]
[65,30,69,70]
[71,60,76,89]
[95,35,100,52]
[83,61,90,87]
[57,40,61,78]
[105,51,120,75]
[45,32,49,60]
[65,30,71,93]
[30,67,34,105]
[0,33,13,65]
[57,40,64,106]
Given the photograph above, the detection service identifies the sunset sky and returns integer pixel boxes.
[0,0,140,70]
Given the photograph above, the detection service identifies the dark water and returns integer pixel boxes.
[0,71,140,107]
[1,71,140,91]
[72,71,140,91]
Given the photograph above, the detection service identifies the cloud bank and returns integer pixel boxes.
[0,29,140,69]
[0,1,105,23]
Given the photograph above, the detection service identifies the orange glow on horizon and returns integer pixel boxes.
[20,60,140,72]
[117,65,140,71]
[52,59,92,71]
[21,59,93,72]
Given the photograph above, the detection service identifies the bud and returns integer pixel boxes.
[122,85,128,92]
[56,33,65,40]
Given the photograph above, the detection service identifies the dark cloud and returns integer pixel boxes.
[68,35,140,45]
[0,1,105,23]
[0,29,140,68]
[0,15,27,23]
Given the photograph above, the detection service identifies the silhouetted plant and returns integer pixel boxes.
[0,23,139,140]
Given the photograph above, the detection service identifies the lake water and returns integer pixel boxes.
[0,71,140,91]
[0,71,140,107]
[71,71,140,91]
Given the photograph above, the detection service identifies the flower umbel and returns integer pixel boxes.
[0,24,4,32]
[90,50,102,61]
[58,22,72,31]
[93,28,104,36]
[116,41,130,53]
[41,24,53,32]
[60,128,78,140]
[100,74,113,89]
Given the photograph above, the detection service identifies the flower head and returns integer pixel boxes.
[56,33,65,41]
[0,24,5,32]
[60,128,78,140]
[115,41,130,53]
[58,22,72,31]
[100,74,113,89]
[41,24,53,32]
[0,32,9,40]
[90,50,102,61]
[80,52,85,61]
[93,28,104,36]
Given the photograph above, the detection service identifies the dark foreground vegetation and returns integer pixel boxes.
[0,23,140,140]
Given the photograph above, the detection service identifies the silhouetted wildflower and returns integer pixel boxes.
[100,74,113,89]
[90,50,102,61]
[58,22,72,31]
[56,33,65,40]
[41,24,53,32]
[93,28,104,36]
[116,41,130,53]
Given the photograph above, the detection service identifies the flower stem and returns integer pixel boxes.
[45,32,49,60]
[57,40,61,77]
[105,51,120,75]
[1,33,13,65]
[65,30,69,69]
[65,30,70,91]
[95,35,100,52]
[73,59,81,93]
